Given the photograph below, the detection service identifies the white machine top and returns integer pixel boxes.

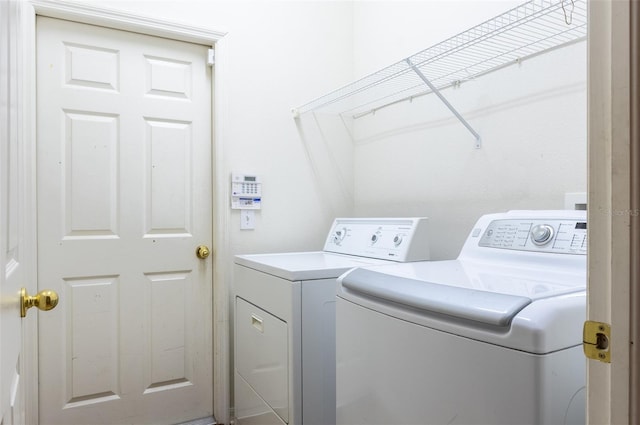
[234,217,430,281]
[337,210,587,354]
[234,251,394,281]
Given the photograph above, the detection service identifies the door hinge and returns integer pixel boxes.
[583,320,611,363]
[207,48,215,66]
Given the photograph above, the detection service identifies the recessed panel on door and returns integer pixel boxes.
[145,56,191,99]
[144,271,192,392]
[144,119,192,237]
[64,42,119,91]
[64,275,120,407]
[63,111,119,239]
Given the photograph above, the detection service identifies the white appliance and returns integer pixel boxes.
[233,218,430,425]
[336,210,587,425]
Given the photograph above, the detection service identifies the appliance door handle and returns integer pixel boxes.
[340,268,532,327]
[251,314,264,332]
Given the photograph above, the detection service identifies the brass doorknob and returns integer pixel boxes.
[196,245,211,259]
[20,288,59,318]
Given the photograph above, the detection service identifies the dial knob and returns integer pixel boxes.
[531,224,554,245]
[333,228,347,245]
[393,234,403,247]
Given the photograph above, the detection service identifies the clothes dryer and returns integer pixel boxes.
[234,218,430,425]
[336,210,587,425]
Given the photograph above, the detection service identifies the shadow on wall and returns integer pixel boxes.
[293,111,355,219]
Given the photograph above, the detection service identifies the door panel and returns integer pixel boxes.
[37,16,213,425]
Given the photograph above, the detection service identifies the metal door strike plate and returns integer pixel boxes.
[583,320,611,363]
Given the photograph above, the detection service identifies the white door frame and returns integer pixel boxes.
[16,1,230,423]
[587,0,636,423]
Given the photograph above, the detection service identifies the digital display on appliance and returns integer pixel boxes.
[575,222,587,230]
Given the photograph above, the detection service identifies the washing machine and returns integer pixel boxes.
[233,218,430,425]
[336,210,587,425]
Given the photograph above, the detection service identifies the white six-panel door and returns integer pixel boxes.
[36,16,213,424]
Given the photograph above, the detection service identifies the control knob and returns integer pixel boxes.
[393,234,403,247]
[531,224,554,245]
[333,228,346,245]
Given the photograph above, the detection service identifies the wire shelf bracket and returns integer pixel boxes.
[406,58,482,149]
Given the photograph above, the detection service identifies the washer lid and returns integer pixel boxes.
[341,268,532,326]
[338,260,586,327]
[234,251,393,281]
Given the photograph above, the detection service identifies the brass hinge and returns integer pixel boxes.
[583,320,611,363]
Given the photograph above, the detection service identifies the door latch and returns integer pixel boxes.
[583,320,611,363]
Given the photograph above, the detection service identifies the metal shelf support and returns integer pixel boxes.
[406,58,482,149]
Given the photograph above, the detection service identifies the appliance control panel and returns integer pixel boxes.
[323,218,430,262]
[231,173,262,210]
[478,218,587,255]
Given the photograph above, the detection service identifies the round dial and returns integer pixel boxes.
[531,224,554,245]
[393,234,403,247]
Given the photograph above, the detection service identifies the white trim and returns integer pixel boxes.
[211,35,231,425]
[587,0,632,423]
[16,2,40,423]
[21,1,229,423]
[30,0,226,44]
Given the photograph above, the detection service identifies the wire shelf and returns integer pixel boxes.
[295,0,587,118]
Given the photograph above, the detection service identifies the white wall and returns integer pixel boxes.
[353,0,522,77]
[350,1,586,259]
